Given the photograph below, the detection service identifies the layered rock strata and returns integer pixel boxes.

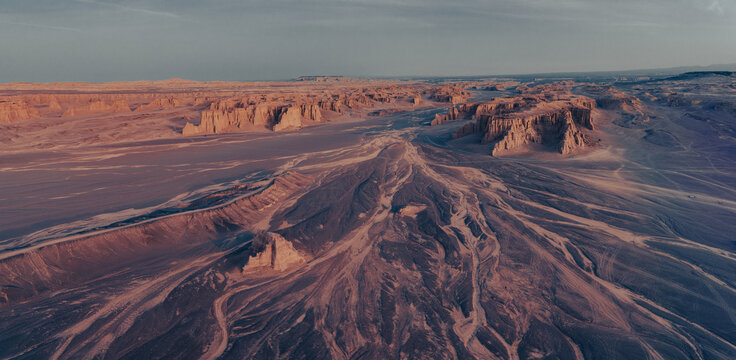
[182,101,324,135]
[0,100,39,124]
[435,92,595,155]
[427,84,471,103]
[182,88,420,135]
[242,232,306,272]
[62,100,131,117]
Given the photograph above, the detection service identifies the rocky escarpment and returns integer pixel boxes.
[182,101,324,135]
[1,79,439,148]
[134,97,187,112]
[480,103,593,155]
[242,232,306,272]
[426,84,471,103]
[182,87,422,135]
[438,93,595,155]
[62,100,132,117]
[431,96,535,126]
[0,100,39,123]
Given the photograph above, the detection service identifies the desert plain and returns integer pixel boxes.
[0,72,735,359]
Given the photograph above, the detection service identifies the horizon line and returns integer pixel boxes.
[1,62,734,85]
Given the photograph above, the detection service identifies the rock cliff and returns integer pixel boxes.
[243,232,306,272]
[441,92,596,155]
[0,100,39,123]
[134,97,186,112]
[181,86,421,136]
[62,100,131,117]
[431,97,534,126]
[183,101,324,135]
[427,84,471,103]
[47,97,63,113]
[478,105,592,155]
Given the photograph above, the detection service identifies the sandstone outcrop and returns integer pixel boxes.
[0,100,39,123]
[480,105,592,155]
[181,85,422,136]
[587,87,644,111]
[442,91,596,155]
[62,100,131,117]
[243,232,306,272]
[0,78,451,145]
[47,97,63,113]
[183,100,324,135]
[134,97,185,112]
[427,84,471,103]
[431,96,537,126]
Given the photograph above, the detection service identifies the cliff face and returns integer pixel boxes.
[440,91,596,155]
[431,106,462,125]
[273,104,321,131]
[181,87,421,136]
[427,84,471,103]
[0,100,39,124]
[134,97,186,112]
[431,97,534,126]
[480,107,592,156]
[183,101,324,135]
[47,97,63,113]
[242,232,306,272]
[62,100,131,117]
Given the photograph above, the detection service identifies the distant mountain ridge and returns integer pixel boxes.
[663,71,735,81]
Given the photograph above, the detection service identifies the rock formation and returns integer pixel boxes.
[584,86,650,128]
[134,97,185,112]
[47,97,63,113]
[181,85,423,136]
[0,100,39,123]
[183,101,324,135]
[1,78,468,146]
[427,84,471,103]
[62,100,131,117]
[479,104,592,155]
[243,232,306,272]
[437,90,596,155]
[586,87,644,111]
[431,97,534,126]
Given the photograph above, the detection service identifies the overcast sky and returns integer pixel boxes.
[1,0,734,82]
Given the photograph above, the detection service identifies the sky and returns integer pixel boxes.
[1,0,735,82]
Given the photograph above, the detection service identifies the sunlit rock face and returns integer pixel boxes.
[434,89,596,155]
[0,99,39,123]
[0,74,735,359]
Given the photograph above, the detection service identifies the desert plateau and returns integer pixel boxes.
[1,70,735,359]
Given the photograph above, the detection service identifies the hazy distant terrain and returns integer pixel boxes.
[1,72,735,359]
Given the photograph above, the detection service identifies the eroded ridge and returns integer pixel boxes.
[433,84,596,155]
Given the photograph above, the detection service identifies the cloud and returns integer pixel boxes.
[75,0,181,18]
[706,0,725,15]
